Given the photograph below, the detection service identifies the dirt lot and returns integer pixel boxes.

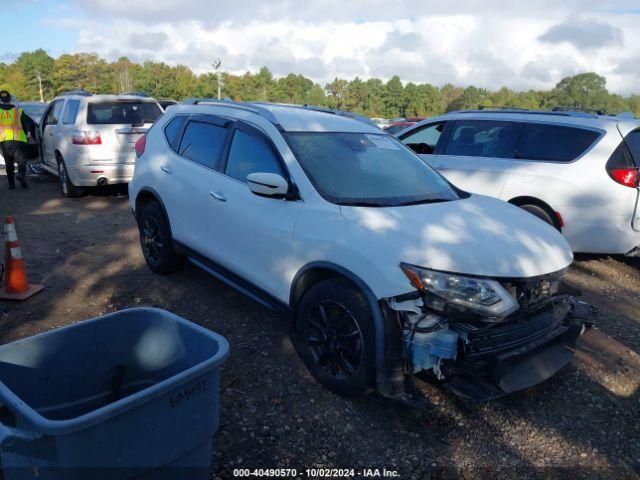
[1,170,639,479]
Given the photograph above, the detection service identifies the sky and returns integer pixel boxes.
[5,0,640,94]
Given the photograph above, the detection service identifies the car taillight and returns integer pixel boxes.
[609,168,640,188]
[606,141,639,188]
[134,135,147,157]
[72,131,102,145]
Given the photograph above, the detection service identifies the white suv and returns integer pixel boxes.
[38,92,163,197]
[397,109,640,255]
[129,100,593,402]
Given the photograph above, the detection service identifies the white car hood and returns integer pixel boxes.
[340,194,573,279]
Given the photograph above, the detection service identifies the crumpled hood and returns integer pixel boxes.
[340,194,573,279]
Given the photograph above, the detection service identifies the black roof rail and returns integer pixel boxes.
[250,102,376,127]
[451,109,599,119]
[182,99,377,129]
[552,106,605,116]
[182,98,282,127]
[477,105,529,111]
[62,89,92,96]
[299,104,377,126]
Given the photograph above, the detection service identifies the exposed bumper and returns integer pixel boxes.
[442,297,594,401]
[383,293,595,403]
[67,162,134,186]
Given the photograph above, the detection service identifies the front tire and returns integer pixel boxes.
[295,279,375,396]
[58,159,84,198]
[137,202,185,275]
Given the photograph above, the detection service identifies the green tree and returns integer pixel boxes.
[53,54,88,94]
[306,84,326,106]
[134,61,177,98]
[325,78,349,109]
[628,95,640,118]
[275,74,314,104]
[0,65,30,100]
[546,73,609,111]
[383,75,406,117]
[3,50,639,118]
[446,85,490,112]
[15,49,54,100]
[361,78,385,116]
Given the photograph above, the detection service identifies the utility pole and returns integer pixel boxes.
[36,71,44,102]
[212,59,222,100]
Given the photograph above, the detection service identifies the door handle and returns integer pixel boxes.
[160,165,172,174]
[209,190,226,202]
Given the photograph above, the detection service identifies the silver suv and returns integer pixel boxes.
[38,91,163,197]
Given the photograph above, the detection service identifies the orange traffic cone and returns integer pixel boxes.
[0,215,44,300]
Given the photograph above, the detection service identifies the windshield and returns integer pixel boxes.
[87,101,162,125]
[285,132,461,206]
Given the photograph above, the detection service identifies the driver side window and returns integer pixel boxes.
[401,122,446,155]
[225,129,284,182]
[44,100,64,127]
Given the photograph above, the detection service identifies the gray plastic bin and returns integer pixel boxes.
[0,307,229,479]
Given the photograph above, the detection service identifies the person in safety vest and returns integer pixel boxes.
[0,90,36,189]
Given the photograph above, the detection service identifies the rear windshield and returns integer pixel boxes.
[87,101,162,125]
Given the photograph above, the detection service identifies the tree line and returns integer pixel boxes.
[2,49,639,118]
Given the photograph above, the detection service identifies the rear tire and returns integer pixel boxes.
[137,202,185,275]
[518,204,558,229]
[58,159,84,198]
[294,279,375,396]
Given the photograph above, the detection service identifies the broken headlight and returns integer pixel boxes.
[400,263,519,320]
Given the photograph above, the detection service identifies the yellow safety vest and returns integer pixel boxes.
[0,107,27,143]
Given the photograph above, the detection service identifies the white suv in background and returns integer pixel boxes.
[38,91,163,197]
[129,100,593,403]
[397,110,640,255]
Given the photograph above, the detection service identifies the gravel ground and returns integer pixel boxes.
[1,170,639,479]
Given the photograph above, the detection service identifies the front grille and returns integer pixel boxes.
[502,270,565,311]
[460,298,572,360]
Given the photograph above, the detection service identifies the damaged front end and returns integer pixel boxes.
[382,265,595,402]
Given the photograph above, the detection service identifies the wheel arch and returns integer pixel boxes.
[135,187,173,237]
[289,261,386,369]
[508,195,561,229]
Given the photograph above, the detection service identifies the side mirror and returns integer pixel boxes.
[246,172,289,197]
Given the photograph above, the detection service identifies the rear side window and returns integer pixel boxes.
[607,129,640,171]
[516,123,600,162]
[442,120,519,158]
[607,141,635,170]
[225,130,284,182]
[624,130,640,162]
[178,121,228,168]
[62,100,80,125]
[164,115,187,151]
[87,101,162,125]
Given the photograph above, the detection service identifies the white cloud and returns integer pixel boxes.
[49,1,640,94]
